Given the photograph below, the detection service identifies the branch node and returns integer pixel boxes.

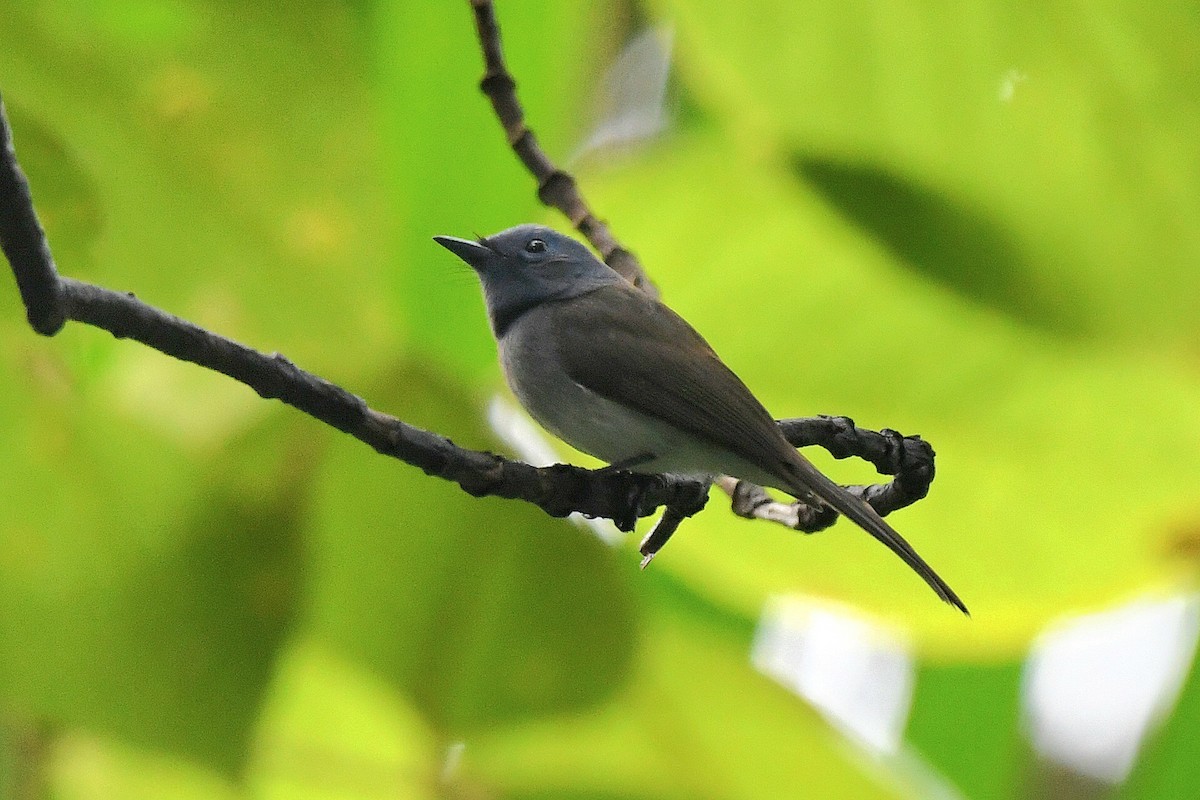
[536,170,575,208]
[478,72,514,97]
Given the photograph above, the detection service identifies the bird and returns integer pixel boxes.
[434,224,966,613]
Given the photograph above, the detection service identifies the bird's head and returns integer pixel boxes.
[434,225,623,329]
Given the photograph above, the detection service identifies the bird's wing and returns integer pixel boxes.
[546,284,798,475]
[547,284,969,614]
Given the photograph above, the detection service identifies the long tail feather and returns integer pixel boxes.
[784,457,968,615]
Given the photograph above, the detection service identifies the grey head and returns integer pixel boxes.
[434,224,625,336]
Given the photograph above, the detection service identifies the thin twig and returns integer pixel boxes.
[724,417,936,532]
[638,484,711,567]
[780,416,936,511]
[468,0,656,296]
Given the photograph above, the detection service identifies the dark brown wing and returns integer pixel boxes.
[546,284,799,476]
[547,284,969,614]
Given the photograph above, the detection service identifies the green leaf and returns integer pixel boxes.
[906,660,1026,800]
[305,358,640,734]
[466,572,915,799]
[650,0,1200,347]
[0,0,396,375]
[0,0,389,771]
[1117,647,1200,800]
[48,730,241,800]
[792,157,1085,333]
[0,366,304,771]
[249,638,438,800]
[581,131,1200,656]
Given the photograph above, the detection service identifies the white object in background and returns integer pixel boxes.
[487,395,623,544]
[574,25,674,161]
[752,596,914,756]
[441,740,466,783]
[752,597,969,800]
[1023,593,1200,784]
[998,68,1028,103]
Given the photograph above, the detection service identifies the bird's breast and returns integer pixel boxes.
[498,309,700,472]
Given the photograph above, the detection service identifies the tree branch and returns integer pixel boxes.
[0,91,705,540]
[2,0,937,564]
[0,97,62,336]
[468,0,656,296]
[467,1,937,558]
[721,418,936,533]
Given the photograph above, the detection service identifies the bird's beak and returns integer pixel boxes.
[433,235,495,270]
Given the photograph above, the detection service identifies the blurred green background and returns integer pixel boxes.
[2,0,1199,798]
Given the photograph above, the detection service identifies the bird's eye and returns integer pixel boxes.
[524,239,547,254]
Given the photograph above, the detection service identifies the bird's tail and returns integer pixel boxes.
[783,457,968,615]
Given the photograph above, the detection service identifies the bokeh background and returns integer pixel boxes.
[2,1,1199,798]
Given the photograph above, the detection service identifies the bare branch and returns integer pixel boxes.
[2,0,937,563]
[638,485,710,567]
[0,95,63,335]
[720,476,835,532]
[468,0,656,296]
[0,91,706,534]
[721,417,936,532]
[780,416,936,510]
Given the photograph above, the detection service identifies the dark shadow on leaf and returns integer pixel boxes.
[314,357,640,736]
[793,155,1086,334]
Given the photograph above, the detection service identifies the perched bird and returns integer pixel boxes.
[434,224,966,613]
